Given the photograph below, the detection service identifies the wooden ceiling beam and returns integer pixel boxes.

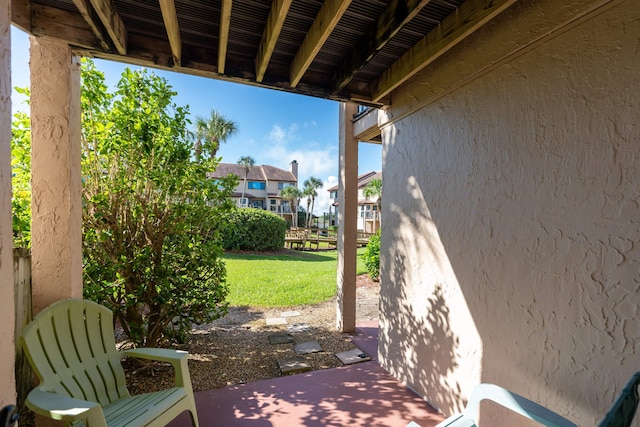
[332,0,432,93]
[31,3,103,50]
[289,0,352,88]
[218,0,233,74]
[371,0,518,102]
[69,0,113,51]
[255,0,293,82]
[86,0,127,54]
[158,0,182,66]
[11,0,31,33]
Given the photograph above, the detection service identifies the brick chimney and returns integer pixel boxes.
[290,160,298,181]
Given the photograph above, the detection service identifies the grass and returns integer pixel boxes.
[222,248,367,307]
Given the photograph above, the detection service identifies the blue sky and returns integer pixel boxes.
[10,27,381,214]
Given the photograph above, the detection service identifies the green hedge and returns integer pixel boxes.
[362,229,381,280]
[220,208,287,251]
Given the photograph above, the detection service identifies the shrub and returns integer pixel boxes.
[81,60,236,347]
[220,208,287,251]
[362,229,381,281]
[11,88,32,248]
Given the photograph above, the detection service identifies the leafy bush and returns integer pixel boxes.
[362,229,381,281]
[11,88,32,248]
[81,60,237,347]
[220,208,287,251]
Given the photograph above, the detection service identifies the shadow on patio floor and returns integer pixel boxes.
[167,321,443,427]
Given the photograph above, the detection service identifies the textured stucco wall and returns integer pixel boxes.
[0,0,17,409]
[379,1,640,425]
[30,37,83,315]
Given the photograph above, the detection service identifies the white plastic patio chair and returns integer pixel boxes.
[408,383,577,427]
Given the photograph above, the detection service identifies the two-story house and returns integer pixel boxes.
[209,160,299,222]
[328,171,381,233]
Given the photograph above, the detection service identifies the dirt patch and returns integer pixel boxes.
[123,274,379,393]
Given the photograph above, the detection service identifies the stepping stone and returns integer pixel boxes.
[287,323,312,333]
[336,348,371,365]
[265,317,287,326]
[294,341,322,355]
[280,310,301,318]
[277,357,312,375]
[268,333,294,345]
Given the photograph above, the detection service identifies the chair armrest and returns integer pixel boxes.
[26,387,107,427]
[464,384,577,427]
[121,348,193,391]
[433,414,477,427]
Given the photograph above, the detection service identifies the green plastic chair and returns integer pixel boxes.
[408,383,577,427]
[20,298,200,427]
[598,372,640,427]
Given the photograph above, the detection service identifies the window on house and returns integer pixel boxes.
[278,182,294,190]
[270,199,276,204]
[248,181,265,190]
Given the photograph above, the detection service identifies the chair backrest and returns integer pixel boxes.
[598,372,640,427]
[20,299,130,407]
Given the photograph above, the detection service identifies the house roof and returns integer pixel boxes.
[209,163,297,182]
[326,171,381,192]
[11,0,516,108]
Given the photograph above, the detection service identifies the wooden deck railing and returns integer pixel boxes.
[284,229,371,250]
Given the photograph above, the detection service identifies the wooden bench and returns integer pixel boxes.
[20,299,200,427]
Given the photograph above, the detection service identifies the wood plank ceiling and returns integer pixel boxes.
[11,0,517,107]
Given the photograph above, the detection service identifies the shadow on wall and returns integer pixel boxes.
[378,249,464,415]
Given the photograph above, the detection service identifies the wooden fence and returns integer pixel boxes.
[13,248,32,425]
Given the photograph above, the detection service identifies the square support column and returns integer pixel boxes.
[336,102,358,333]
[0,0,17,407]
[30,36,83,315]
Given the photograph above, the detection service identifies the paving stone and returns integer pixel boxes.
[287,323,312,333]
[277,357,312,375]
[294,341,322,355]
[336,348,371,365]
[280,310,301,318]
[265,317,287,326]
[268,333,294,345]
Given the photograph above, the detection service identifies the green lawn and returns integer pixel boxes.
[222,248,367,307]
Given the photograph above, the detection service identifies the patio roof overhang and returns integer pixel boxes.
[11,0,517,108]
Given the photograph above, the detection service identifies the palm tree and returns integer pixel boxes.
[194,109,238,159]
[303,176,323,228]
[280,185,303,228]
[238,156,255,207]
[363,177,382,231]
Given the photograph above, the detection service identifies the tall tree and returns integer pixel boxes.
[303,176,323,228]
[363,177,382,231]
[280,185,302,228]
[81,59,237,347]
[238,155,255,207]
[194,109,238,159]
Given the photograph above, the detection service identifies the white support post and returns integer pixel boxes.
[0,0,17,408]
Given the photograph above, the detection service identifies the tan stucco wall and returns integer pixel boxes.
[379,0,639,425]
[30,37,83,314]
[336,102,359,332]
[0,0,17,409]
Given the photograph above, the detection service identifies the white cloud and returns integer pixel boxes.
[268,124,287,144]
[263,123,338,179]
[312,176,338,216]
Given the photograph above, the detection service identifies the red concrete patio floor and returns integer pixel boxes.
[168,321,444,427]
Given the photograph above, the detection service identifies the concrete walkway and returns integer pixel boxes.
[168,322,443,427]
